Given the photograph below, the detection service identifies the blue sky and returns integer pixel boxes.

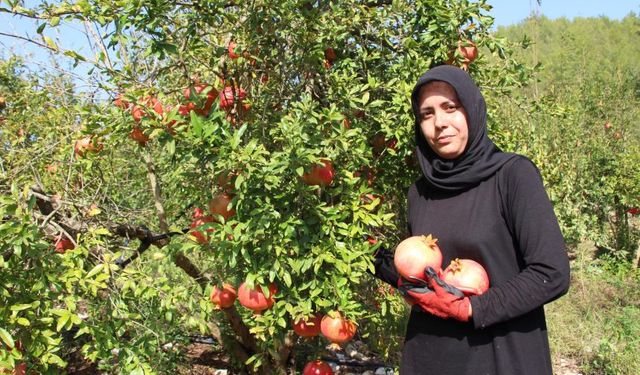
[488,0,639,27]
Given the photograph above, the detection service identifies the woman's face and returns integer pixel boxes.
[417,81,469,159]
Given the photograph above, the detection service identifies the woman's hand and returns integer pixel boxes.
[398,267,471,322]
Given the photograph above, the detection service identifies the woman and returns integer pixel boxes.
[373,65,571,374]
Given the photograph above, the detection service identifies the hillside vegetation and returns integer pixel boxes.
[494,14,640,375]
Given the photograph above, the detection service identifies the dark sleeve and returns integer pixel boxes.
[371,247,399,287]
[369,182,420,287]
[470,157,571,329]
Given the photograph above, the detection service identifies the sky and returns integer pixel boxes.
[488,0,639,28]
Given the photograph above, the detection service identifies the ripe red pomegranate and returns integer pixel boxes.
[293,314,323,338]
[458,40,478,63]
[113,93,131,109]
[302,159,335,186]
[442,258,490,296]
[208,193,235,222]
[129,126,150,146]
[219,86,247,110]
[320,312,356,349]
[393,234,443,281]
[210,283,237,309]
[131,96,163,122]
[324,47,337,63]
[55,235,74,254]
[190,207,214,244]
[237,282,277,313]
[228,41,241,59]
[183,84,218,116]
[303,360,333,375]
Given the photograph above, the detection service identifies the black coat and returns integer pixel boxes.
[374,156,571,375]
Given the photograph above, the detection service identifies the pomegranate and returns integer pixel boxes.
[627,207,640,215]
[324,47,337,63]
[210,283,237,309]
[303,360,333,375]
[293,314,323,338]
[113,93,131,109]
[54,235,74,254]
[215,171,237,192]
[442,258,490,296]
[131,96,163,122]
[208,193,236,222]
[129,126,150,146]
[237,282,277,313]
[320,312,356,349]
[302,159,335,187]
[219,86,247,110]
[228,41,241,59]
[190,207,214,244]
[183,83,218,116]
[393,234,443,281]
[458,40,478,64]
[366,236,378,245]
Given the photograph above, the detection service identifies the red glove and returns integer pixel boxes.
[398,267,471,322]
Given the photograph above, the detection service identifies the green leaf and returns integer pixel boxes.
[37,23,46,34]
[85,263,104,278]
[0,327,14,349]
[43,36,58,51]
[50,16,60,27]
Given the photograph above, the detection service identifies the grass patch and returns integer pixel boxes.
[547,242,640,374]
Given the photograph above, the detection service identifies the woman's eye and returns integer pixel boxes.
[422,112,433,119]
[446,104,458,111]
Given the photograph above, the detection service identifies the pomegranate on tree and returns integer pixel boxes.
[113,93,131,109]
[303,360,333,375]
[394,234,443,281]
[302,159,335,187]
[219,86,247,110]
[54,235,74,254]
[293,313,323,338]
[190,207,214,244]
[320,312,357,349]
[228,41,241,59]
[442,258,490,296]
[237,282,277,313]
[131,96,164,122]
[208,192,236,222]
[210,283,237,309]
[324,47,337,63]
[183,83,218,116]
[129,126,150,146]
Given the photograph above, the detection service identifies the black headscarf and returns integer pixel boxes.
[411,65,516,192]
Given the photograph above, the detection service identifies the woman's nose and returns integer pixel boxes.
[434,111,447,129]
